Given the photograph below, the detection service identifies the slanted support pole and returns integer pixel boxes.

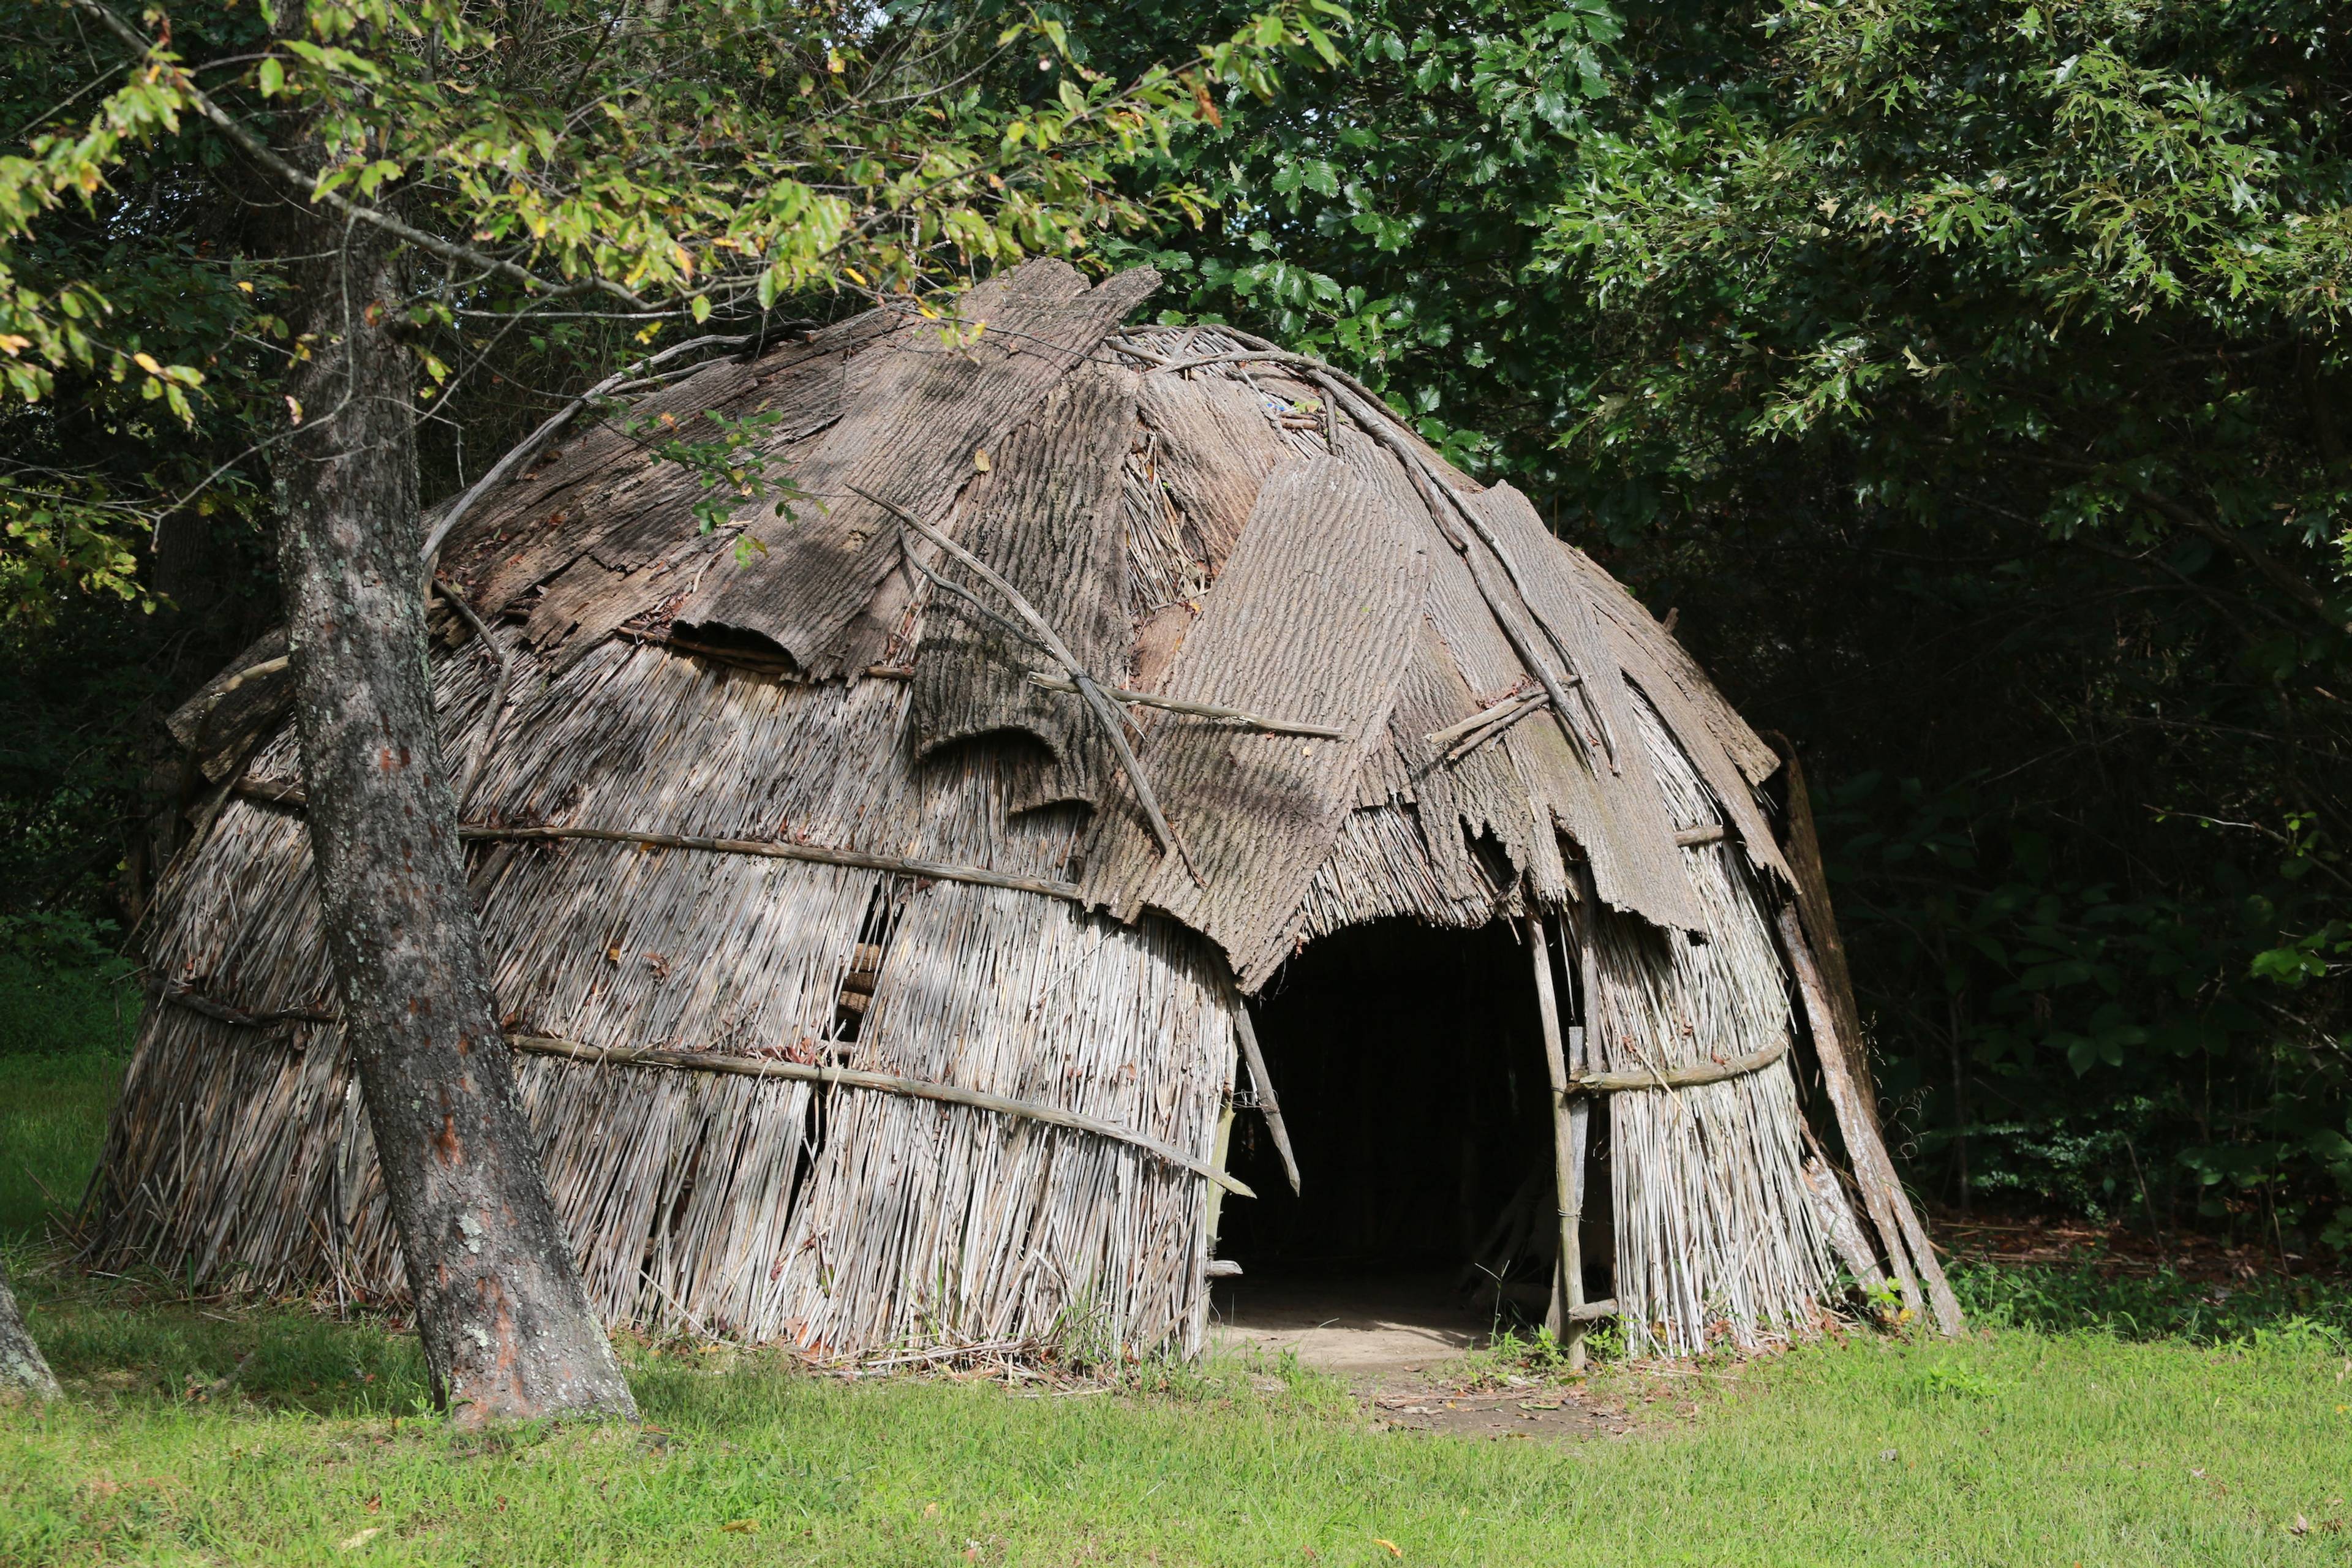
[1777,905,1963,1335]
[1232,1001,1302,1196]
[1526,913,1588,1370]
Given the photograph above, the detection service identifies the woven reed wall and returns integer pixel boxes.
[1586,693,1836,1355]
[94,636,1235,1359]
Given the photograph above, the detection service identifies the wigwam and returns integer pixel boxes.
[92,258,1956,1362]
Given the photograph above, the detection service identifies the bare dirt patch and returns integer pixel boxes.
[1208,1273,1702,1443]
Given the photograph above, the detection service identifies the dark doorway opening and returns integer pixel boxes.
[1213,918,1594,1366]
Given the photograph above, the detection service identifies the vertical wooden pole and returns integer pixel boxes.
[1569,872,1609,1368]
[1204,1102,1238,1248]
[1526,913,1586,1369]
[1562,1091,1591,1371]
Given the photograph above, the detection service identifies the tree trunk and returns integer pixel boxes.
[0,1255,61,1401]
[271,206,634,1425]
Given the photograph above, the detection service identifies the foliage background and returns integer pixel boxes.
[6,0,2351,1248]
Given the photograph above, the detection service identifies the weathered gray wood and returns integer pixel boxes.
[1376,626,1526,907]
[268,189,634,1425]
[881,487,1193,872]
[1204,1104,1239,1243]
[1027,674,1346,738]
[911,361,1136,807]
[1080,437,1430,987]
[0,1256,58,1402]
[1527,914,1582,1363]
[232,777,1087,902]
[1770,738,1886,1136]
[1778,903,1962,1335]
[676,263,1160,677]
[450,309,892,622]
[507,1034,1251,1196]
[1232,1000,1301,1195]
[1801,1150,1889,1292]
[1134,371,1294,564]
[1400,573,1570,907]
[420,323,818,578]
[1550,538,1784,788]
[1464,484,1720,914]
[167,631,293,784]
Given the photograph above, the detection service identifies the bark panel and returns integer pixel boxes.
[911,363,1136,809]
[447,309,894,622]
[675,264,1160,677]
[1080,434,1428,986]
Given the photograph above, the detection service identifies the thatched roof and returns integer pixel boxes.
[427,257,1789,986]
[104,258,1850,1362]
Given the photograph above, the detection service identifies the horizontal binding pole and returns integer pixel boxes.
[1673,823,1728,848]
[151,986,1249,1197]
[508,1036,1253,1197]
[1025,672,1346,739]
[231,778,1084,903]
[1568,1035,1790,1095]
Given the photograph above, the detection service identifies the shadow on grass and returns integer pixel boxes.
[18,1266,433,1418]
[1950,1254,2352,1346]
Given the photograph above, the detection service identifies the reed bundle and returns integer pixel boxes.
[1586,694,1835,1355]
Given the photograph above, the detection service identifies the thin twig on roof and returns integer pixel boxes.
[1023,672,1344,739]
[856,483,1204,885]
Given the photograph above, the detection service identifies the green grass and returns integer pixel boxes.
[5,1281,2350,1566]
[0,955,134,1240]
[4,962,2351,1564]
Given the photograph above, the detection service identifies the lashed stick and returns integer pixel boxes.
[1025,673,1344,740]
[1231,1000,1301,1196]
[152,987,1250,1196]
[1569,1035,1787,1092]
[510,1035,1252,1197]
[232,777,1087,902]
[1442,690,1550,764]
[856,483,1201,884]
[1425,682,1540,750]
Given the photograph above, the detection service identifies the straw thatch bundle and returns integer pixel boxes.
[91,257,1923,1362]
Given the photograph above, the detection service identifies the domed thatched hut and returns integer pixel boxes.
[93,260,1954,1361]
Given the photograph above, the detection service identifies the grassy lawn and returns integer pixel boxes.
[0,956,134,1243]
[5,967,2351,1566]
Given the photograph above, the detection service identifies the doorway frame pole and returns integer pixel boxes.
[1526,911,1589,1371]
[1232,1000,1302,1196]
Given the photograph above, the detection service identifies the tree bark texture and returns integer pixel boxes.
[0,1256,60,1401]
[271,205,634,1423]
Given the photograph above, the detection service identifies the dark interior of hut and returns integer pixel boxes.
[1211,918,1611,1352]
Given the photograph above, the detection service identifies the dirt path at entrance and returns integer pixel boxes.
[1210,1273,1679,1442]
